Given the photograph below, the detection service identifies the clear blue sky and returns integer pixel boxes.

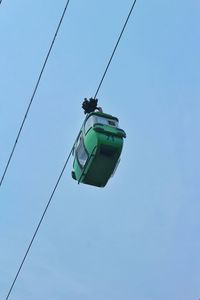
[0,0,200,299]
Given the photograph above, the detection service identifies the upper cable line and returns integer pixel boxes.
[4,0,137,299]
[94,0,137,99]
[0,0,71,190]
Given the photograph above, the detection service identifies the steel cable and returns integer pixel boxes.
[5,148,73,300]
[94,0,137,99]
[0,0,71,189]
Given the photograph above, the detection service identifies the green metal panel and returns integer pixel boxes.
[83,131,123,186]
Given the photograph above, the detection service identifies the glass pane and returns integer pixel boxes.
[94,116,118,127]
[85,115,95,133]
[76,137,88,168]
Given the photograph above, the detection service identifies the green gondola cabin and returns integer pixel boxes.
[71,111,126,187]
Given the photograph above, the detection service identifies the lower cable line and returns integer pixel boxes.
[5,148,73,300]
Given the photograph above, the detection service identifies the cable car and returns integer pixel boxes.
[71,100,126,187]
